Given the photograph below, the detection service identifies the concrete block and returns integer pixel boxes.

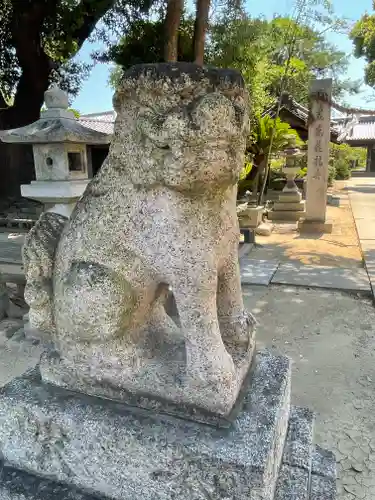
[255,222,272,236]
[274,464,309,500]
[0,461,100,500]
[238,206,264,228]
[298,219,333,234]
[312,445,337,480]
[310,474,336,500]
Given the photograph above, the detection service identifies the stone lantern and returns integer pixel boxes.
[268,136,306,221]
[0,85,110,218]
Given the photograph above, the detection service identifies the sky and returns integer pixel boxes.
[71,0,375,114]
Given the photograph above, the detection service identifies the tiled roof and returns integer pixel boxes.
[79,111,115,135]
[263,93,339,137]
[263,94,309,122]
[338,115,375,143]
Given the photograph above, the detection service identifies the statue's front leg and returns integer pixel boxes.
[217,250,256,349]
[172,270,235,388]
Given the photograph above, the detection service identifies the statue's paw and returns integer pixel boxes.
[186,346,236,389]
[220,311,256,347]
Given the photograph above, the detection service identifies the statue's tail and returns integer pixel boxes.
[22,211,68,338]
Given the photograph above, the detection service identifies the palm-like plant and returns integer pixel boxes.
[239,115,301,200]
[247,115,301,169]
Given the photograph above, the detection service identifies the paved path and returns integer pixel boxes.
[346,174,375,299]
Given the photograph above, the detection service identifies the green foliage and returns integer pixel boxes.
[107,4,357,109]
[237,117,302,196]
[351,12,375,87]
[330,143,366,168]
[248,115,302,161]
[334,159,351,180]
[68,108,81,118]
[106,17,195,84]
[329,142,365,181]
[0,0,159,104]
[208,17,274,116]
[328,164,336,186]
[239,161,254,181]
[208,13,358,109]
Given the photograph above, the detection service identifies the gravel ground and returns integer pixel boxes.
[243,284,375,500]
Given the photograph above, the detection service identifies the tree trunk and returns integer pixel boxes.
[164,0,183,62]
[193,0,210,65]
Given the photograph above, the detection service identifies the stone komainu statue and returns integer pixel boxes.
[23,63,256,415]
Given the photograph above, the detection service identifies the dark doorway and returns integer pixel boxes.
[90,146,109,177]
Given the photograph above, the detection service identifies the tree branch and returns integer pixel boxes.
[69,0,117,53]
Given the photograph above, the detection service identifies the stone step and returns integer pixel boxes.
[278,192,302,203]
[0,461,104,499]
[268,210,305,222]
[274,406,315,500]
[273,201,305,212]
[310,445,337,500]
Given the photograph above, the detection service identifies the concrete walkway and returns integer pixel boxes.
[346,174,375,298]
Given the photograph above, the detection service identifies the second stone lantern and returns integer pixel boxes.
[269,135,306,221]
[0,85,111,219]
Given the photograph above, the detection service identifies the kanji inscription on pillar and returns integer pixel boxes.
[305,79,332,223]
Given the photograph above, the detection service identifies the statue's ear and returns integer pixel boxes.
[233,94,249,133]
[112,87,135,113]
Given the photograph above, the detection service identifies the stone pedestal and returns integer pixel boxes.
[269,143,306,222]
[21,180,89,217]
[268,191,306,222]
[0,352,336,500]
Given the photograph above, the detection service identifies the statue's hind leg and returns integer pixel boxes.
[53,262,138,350]
[45,262,180,385]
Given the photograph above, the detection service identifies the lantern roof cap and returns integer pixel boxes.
[0,86,111,145]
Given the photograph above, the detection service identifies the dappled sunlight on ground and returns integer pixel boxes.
[254,183,363,268]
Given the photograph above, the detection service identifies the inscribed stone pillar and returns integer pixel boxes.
[299,78,333,233]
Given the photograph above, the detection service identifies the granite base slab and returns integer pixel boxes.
[310,445,337,500]
[274,464,309,500]
[0,352,291,500]
[273,201,305,212]
[274,404,336,500]
[40,333,256,425]
[40,344,258,429]
[0,461,103,500]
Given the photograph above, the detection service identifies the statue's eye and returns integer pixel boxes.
[192,93,234,128]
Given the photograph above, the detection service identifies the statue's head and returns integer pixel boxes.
[111,63,249,194]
